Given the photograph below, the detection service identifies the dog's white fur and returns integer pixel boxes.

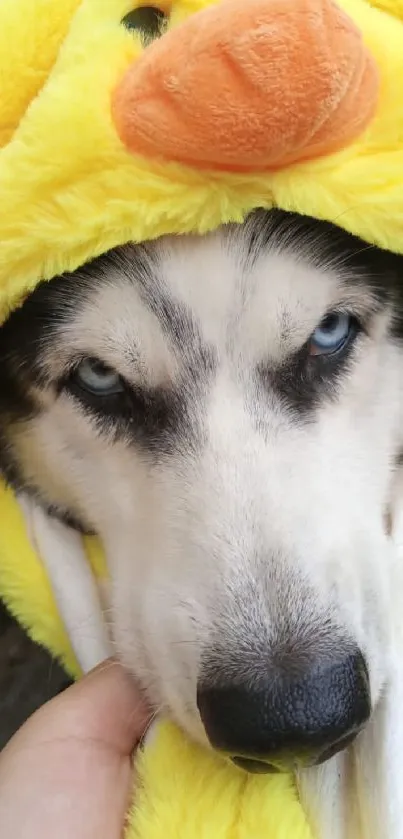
[6,220,403,838]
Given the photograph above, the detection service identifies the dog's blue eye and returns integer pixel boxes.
[310,313,352,356]
[74,358,123,396]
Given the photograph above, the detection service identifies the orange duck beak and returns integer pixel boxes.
[112,0,378,172]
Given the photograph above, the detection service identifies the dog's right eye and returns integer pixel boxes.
[70,358,124,397]
[309,313,357,357]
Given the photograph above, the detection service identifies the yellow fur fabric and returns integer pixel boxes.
[0,478,312,839]
[0,0,403,325]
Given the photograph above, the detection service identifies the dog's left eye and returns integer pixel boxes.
[309,313,356,356]
[71,358,124,396]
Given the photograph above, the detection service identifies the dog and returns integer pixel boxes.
[1,208,403,838]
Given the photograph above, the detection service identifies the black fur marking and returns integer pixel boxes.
[45,504,95,535]
[65,374,202,457]
[258,320,361,416]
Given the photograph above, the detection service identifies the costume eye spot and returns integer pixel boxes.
[121,7,167,45]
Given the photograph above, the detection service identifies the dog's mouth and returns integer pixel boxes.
[229,729,361,775]
[231,756,282,774]
[315,728,360,765]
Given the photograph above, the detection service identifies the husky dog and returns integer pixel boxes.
[1,209,403,838]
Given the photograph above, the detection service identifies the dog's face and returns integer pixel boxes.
[1,211,403,770]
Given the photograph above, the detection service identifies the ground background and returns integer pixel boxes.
[0,599,71,749]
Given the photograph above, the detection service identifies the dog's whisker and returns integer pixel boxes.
[137,706,166,752]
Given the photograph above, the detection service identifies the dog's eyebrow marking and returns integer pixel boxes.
[242,209,403,309]
[85,243,216,377]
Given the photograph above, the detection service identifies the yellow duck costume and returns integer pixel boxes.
[0,0,403,835]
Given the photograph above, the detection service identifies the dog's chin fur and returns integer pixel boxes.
[1,209,403,836]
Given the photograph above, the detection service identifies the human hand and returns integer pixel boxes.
[0,659,151,838]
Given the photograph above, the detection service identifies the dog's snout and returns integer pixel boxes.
[197,650,371,772]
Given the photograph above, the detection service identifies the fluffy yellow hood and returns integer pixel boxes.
[0,0,403,326]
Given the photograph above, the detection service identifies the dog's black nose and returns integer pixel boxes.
[197,651,370,772]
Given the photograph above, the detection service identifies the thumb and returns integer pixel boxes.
[0,659,152,839]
